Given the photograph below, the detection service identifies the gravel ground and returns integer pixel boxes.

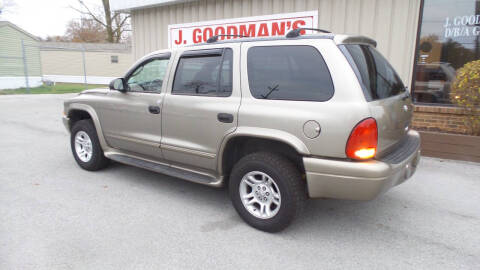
[1,94,479,269]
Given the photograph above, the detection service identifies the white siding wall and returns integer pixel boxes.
[40,50,133,77]
[131,0,421,85]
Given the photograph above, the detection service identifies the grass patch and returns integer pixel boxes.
[0,83,106,95]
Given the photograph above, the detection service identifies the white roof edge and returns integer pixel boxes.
[110,0,195,12]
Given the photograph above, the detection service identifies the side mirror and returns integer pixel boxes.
[109,78,126,92]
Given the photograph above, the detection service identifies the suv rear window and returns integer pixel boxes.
[341,44,405,101]
[247,45,334,101]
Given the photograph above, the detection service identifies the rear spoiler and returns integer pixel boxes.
[333,35,377,48]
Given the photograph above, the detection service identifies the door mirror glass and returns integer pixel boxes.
[109,78,126,92]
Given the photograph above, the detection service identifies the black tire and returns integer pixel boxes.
[229,152,306,232]
[70,119,109,171]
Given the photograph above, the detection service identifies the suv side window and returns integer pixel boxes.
[342,44,405,101]
[127,58,169,93]
[247,45,334,101]
[172,48,233,97]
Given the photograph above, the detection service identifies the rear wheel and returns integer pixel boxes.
[229,152,306,232]
[70,119,109,171]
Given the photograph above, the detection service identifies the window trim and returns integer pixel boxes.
[410,0,430,105]
[124,53,171,94]
[246,45,335,102]
[181,48,223,58]
[171,48,233,97]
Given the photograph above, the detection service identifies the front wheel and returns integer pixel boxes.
[229,152,306,232]
[70,119,109,171]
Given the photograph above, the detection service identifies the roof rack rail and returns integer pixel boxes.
[286,28,331,38]
[206,34,249,43]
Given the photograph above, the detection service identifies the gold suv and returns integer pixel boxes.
[63,29,421,232]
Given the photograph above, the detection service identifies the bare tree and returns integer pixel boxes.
[43,18,106,43]
[66,18,107,43]
[43,35,71,42]
[71,0,130,43]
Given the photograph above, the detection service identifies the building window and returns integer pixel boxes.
[413,0,480,105]
[111,55,119,63]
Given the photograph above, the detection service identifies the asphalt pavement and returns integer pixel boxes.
[1,94,479,269]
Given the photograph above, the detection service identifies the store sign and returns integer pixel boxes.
[444,14,480,38]
[168,11,318,48]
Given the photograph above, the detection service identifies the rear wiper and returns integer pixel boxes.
[260,84,279,99]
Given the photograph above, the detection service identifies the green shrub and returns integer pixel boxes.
[450,60,480,135]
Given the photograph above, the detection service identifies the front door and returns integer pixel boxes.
[161,44,241,171]
[98,53,172,159]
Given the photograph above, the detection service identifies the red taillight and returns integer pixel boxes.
[346,118,378,160]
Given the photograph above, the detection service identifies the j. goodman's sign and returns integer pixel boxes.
[168,11,318,48]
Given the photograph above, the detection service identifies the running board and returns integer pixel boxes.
[107,154,222,187]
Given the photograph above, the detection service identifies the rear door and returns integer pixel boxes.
[341,44,413,154]
[161,44,241,171]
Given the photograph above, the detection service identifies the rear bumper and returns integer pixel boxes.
[304,130,421,200]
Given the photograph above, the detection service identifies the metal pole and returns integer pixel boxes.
[37,44,43,85]
[21,40,30,93]
[81,46,87,89]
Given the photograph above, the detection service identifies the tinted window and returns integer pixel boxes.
[127,58,169,93]
[344,45,405,100]
[172,48,233,96]
[247,46,334,101]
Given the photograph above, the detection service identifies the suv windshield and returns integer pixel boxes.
[342,44,405,101]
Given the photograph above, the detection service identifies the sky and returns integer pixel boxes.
[0,0,103,38]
